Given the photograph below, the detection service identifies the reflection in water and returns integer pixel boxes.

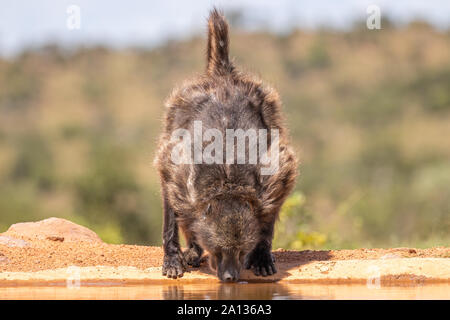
[162,283,292,300]
[0,283,449,300]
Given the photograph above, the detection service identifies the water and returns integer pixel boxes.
[0,283,448,299]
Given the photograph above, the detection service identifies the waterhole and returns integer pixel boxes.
[0,283,448,300]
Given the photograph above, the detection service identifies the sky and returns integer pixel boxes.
[0,0,449,56]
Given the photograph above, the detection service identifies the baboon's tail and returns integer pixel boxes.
[206,8,234,76]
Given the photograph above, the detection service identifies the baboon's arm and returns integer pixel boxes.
[161,188,187,279]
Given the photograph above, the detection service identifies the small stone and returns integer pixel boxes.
[46,236,65,242]
[0,236,29,248]
[319,265,329,273]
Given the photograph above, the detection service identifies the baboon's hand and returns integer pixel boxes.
[244,247,277,277]
[162,250,187,279]
[183,247,202,267]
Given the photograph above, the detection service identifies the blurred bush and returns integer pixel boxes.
[273,193,327,250]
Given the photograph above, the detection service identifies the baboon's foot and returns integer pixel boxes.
[162,250,187,279]
[244,246,277,277]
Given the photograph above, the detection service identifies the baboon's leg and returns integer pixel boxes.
[181,226,204,268]
[244,216,277,276]
[162,190,187,279]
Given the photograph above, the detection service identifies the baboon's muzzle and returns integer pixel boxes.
[218,268,240,282]
[215,251,242,282]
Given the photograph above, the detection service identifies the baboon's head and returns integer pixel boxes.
[193,197,259,282]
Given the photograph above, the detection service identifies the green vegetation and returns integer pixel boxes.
[0,21,448,248]
[273,192,327,250]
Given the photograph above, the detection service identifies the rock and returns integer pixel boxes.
[1,218,103,243]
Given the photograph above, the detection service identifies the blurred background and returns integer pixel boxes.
[0,0,449,249]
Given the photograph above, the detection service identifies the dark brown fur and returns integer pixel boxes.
[154,8,297,281]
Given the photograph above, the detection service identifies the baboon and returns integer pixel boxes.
[154,8,297,282]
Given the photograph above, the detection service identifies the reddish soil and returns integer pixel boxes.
[0,218,448,279]
[0,223,448,273]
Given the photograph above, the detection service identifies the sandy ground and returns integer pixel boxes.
[0,218,449,285]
